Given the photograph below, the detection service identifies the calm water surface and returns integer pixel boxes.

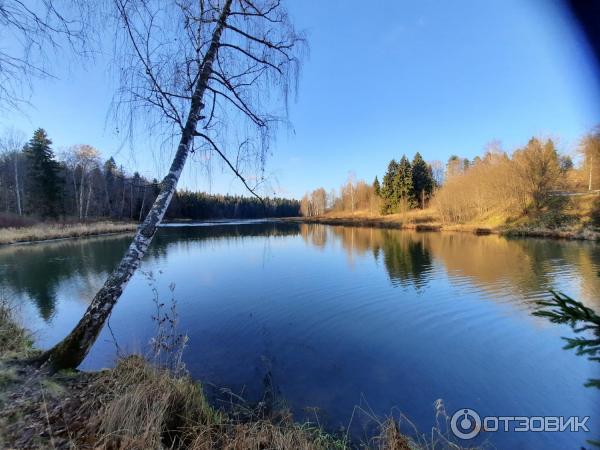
[4,222,600,449]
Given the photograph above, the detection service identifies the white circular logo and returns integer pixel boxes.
[450,408,481,440]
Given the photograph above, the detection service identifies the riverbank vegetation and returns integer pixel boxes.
[301,131,600,238]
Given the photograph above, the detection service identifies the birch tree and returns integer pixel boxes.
[0,128,26,215]
[39,0,304,371]
[64,145,101,219]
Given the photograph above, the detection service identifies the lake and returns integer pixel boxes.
[3,221,599,449]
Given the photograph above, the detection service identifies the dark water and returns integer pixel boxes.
[4,222,600,449]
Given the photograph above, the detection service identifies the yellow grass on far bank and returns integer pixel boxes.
[0,221,137,245]
[297,198,600,240]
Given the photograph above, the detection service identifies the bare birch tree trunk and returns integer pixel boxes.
[72,172,80,219]
[79,167,86,220]
[138,185,146,222]
[589,154,593,191]
[14,154,22,216]
[104,178,112,217]
[85,182,92,219]
[129,182,133,218]
[39,0,233,372]
[120,180,125,219]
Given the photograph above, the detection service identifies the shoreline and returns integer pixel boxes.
[3,215,596,247]
[283,216,600,241]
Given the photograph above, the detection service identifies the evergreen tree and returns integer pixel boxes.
[373,176,381,196]
[381,159,399,213]
[396,155,415,208]
[411,152,434,208]
[23,128,62,217]
[103,157,118,216]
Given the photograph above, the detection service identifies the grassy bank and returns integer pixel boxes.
[1,301,470,450]
[288,209,442,231]
[0,221,137,245]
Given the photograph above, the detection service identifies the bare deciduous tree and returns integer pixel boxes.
[580,130,600,191]
[0,1,93,109]
[63,144,101,220]
[39,0,305,371]
[0,128,26,215]
[434,138,563,223]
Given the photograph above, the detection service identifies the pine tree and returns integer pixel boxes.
[411,152,434,208]
[23,128,62,217]
[373,176,381,196]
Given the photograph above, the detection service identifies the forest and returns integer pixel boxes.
[0,128,300,224]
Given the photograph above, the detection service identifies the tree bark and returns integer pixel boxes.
[39,0,233,372]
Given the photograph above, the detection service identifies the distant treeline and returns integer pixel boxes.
[303,129,600,225]
[167,191,300,220]
[0,128,300,223]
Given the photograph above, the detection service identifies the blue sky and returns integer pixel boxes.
[1,0,599,199]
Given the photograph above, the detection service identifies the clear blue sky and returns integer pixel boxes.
[1,0,599,199]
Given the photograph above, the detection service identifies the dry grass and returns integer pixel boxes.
[296,209,442,231]
[192,420,345,450]
[89,355,347,450]
[0,221,137,245]
[320,208,439,223]
[93,355,219,449]
[371,419,414,450]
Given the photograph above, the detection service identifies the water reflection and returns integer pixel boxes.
[2,223,599,322]
[0,223,302,320]
[300,224,600,309]
[0,236,130,319]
